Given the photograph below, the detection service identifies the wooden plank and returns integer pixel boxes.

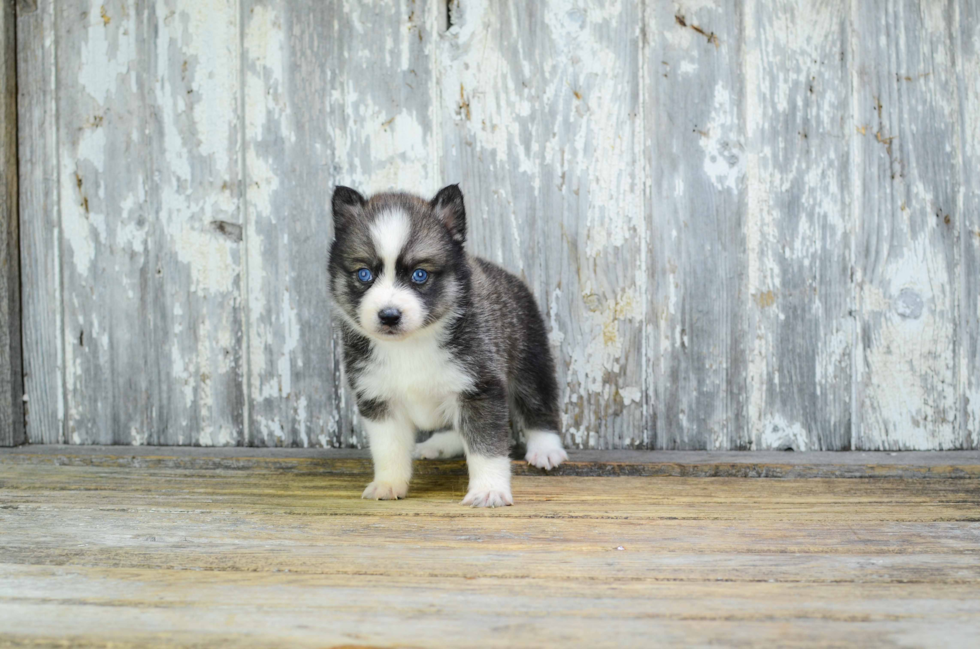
[8,507,980,560]
[5,520,980,582]
[850,1,961,449]
[1,567,977,648]
[0,0,24,446]
[438,0,645,449]
[16,0,62,444]
[3,446,980,479]
[742,1,852,451]
[0,462,978,646]
[957,1,980,449]
[644,2,746,449]
[3,463,979,521]
[242,0,439,447]
[56,0,244,445]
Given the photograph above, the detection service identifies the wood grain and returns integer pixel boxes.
[956,1,980,449]
[55,0,245,445]
[438,1,646,449]
[743,1,852,451]
[1,458,978,647]
[850,0,961,449]
[16,0,62,444]
[242,0,439,448]
[645,1,747,449]
[14,0,979,450]
[5,445,980,479]
[1,0,24,446]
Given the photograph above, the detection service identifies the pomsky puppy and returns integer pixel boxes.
[329,184,568,507]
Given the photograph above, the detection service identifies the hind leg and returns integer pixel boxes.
[510,342,568,471]
[524,429,568,470]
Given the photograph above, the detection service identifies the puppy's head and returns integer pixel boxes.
[328,185,467,341]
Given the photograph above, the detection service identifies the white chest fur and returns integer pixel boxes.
[355,331,473,432]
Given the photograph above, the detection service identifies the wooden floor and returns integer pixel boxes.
[1,450,979,648]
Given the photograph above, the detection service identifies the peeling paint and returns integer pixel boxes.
[757,415,810,451]
[26,0,979,451]
[859,238,957,449]
[244,3,286,426]
[700,85,744,192]
[620,387,641,406]
[566,286,641,398]
[438,0,646,448]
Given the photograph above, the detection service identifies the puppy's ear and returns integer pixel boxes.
[332,186,366,230]
[431,184,466,243]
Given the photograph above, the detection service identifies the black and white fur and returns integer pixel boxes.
[328,184,567,507]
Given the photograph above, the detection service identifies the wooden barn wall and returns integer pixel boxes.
[2,0,24,446]
[15,0,980,450]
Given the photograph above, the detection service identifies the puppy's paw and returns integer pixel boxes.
[526,447,568,470]
[525,430,568,470]
[461,489,513,508]
[413,431,464,460]
[413,446,440,460]
[362,480,409,500]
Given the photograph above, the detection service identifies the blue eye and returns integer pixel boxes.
[356,268,373,283]
[411,269,428,284]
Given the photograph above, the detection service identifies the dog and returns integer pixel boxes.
[328,184,568,507]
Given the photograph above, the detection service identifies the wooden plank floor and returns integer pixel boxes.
[1,451,979,647]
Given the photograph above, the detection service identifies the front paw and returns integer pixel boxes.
[461,489,513,508]
[362,480,409,500]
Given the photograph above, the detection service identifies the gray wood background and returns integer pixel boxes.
[14,0,980,450]
[2,0,24,446]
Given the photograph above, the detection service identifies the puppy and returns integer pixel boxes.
[328,184,568,507]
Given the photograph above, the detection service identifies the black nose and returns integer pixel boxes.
[378,308,402,327]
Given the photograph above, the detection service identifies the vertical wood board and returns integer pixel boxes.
[743,0,852,450]
[16,0,62,444]
[1,0,24,446]
[243,0,440,448]
[850,0,960,449]
[56,0,244,445]
[955,0,980,449]
[438,0,646,449]
[645,1,748,449]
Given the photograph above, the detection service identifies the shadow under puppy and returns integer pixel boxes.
[329,184,568,507]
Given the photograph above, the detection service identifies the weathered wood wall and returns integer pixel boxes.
[15,0,980,450]
[2,0,24,447]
